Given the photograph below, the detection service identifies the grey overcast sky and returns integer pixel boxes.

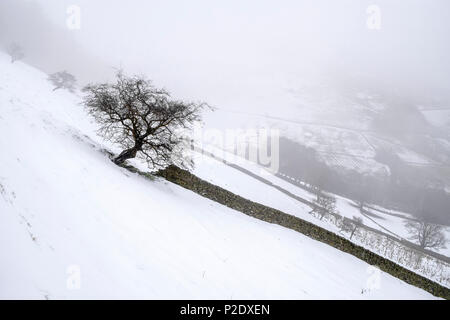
[2,0,450,108]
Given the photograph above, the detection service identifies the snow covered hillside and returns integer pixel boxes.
[0,52,438,299]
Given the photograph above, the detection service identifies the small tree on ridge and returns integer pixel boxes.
[405,219,447,250]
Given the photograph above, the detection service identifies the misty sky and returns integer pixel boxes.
[1,0,450,110]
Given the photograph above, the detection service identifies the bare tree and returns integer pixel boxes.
[48,71,77,92]
[7,43,24,63]
[340,217,353,234]
[311,192,336,220]
[405,219,447,250]
[82,71,207,169]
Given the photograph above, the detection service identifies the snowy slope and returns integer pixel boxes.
[0,52,438,299]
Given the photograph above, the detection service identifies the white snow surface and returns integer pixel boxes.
[0,52,438,299]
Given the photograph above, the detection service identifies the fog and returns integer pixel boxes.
[1,0,450,223]
[2,0,449,104]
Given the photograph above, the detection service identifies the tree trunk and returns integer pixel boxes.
[350,227,356,239]
[113,145,140,165]
[420,239,426,250]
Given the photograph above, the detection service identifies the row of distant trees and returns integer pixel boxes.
[7,42,24,63]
